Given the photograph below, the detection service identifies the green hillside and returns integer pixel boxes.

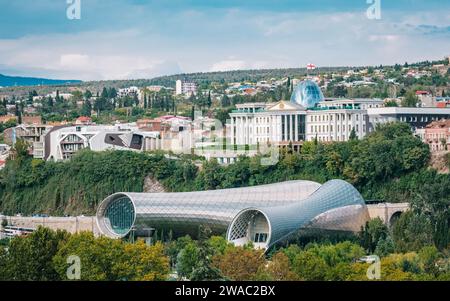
[0,123,447,215]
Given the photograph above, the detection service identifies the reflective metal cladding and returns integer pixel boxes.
[96,179,370,250]
[227,180,370,250]
[96,180,321,239]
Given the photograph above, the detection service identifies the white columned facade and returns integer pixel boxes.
[288,114,293,141]
[231,116,235,145]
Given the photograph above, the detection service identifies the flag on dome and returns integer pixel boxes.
[306,63,316,70]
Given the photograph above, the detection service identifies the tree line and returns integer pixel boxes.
[0,226,448,281]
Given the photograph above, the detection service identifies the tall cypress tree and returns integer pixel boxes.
[15,102,22,124]
[190,105,195,121]
[207,91,212,108]
[101,87,109,99]
[144,94,148,109]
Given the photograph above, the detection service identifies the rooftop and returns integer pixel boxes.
[426,119,450,129]
[367,107,450,114]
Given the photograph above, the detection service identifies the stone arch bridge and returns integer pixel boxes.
[366,203,410,227]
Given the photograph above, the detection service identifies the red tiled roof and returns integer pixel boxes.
[77,116,92,122]
[426,119,450,129]
[415,90,429,95]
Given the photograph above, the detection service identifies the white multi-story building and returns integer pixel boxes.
[229,81,385,146]
[43,124,160,161]
[46,91,73,100]
[367,107,450,132]
[228,80,448,147]
[305,98,383,142]
[229,96,450,148]
[175,80,197,95]
[230,102,306,149]
[117,86,141,98]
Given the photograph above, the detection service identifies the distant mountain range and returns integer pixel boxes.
[0,74,81,87]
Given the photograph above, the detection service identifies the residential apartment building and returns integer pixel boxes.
[423,119,450,152]
[3,124,53,158]
[175,80,197,95]
[146,85,165,92]
[46,91,73,100]
[38,115,197,161]
[117,86,141,98]
[43,124,160,161]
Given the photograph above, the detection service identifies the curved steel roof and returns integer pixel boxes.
[96,180,321,238]
[227,179,369,250]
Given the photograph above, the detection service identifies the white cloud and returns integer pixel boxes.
[368,35,400,42]
[60,54,90,69]
[210,60,247,72]
[0,30,184,80]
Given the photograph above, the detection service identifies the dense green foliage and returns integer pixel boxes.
[1,226,448,281]
[0,150,180,215]
[0,119,17,133]
[0,227,169,281]
[164,234,449,281]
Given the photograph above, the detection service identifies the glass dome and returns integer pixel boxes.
[290,80,324,108]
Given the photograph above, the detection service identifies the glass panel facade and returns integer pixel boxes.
[104,197,135,236]
[97,181,321,239]
[297,115,305,141]
[254,233,268,243]
[227,180,369,251]
[290,80,324,108]
[97,179,369,252]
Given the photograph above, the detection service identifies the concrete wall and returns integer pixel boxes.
[3,216,100,236]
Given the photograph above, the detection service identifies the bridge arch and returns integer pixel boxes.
[366,203,409,226]
[389,211,403,228]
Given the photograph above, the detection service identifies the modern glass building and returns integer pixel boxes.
[227,180,369,250]
[96,180,321,239]
[96,179,370,251]
[290,80,325,109]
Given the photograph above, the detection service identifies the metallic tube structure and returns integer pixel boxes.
[96,180,322,239]
[227,180,370,250]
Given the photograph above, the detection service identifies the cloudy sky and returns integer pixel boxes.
[0,0,449,80]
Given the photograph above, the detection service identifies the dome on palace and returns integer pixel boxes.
[290,80,324,108]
